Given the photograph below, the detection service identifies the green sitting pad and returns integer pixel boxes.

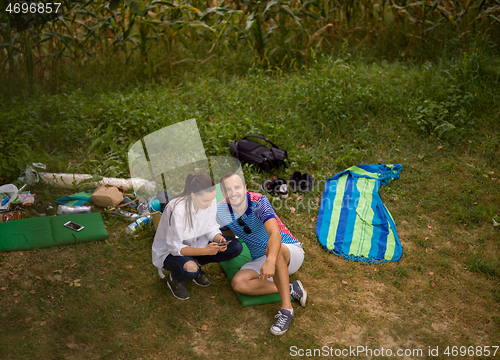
[220,239,282,307]
[0,213,108,252]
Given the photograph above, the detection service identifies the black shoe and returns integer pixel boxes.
[261,177,288,198]
[289,171,302,192]
[192,273,210,287]
[167,273,189,300]
[289,172,314,192]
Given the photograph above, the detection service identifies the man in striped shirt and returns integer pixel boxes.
[217,172,307,335]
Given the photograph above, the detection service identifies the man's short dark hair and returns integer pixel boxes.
[219,171,246,192]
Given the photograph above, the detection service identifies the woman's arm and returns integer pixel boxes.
[179,242,221,256]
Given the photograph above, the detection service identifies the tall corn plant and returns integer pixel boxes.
[391,0,500,58]
[238,0,302,63]
[143,1,219,77]
[0,0,50,83]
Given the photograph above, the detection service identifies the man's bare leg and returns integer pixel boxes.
[231,244,291,302]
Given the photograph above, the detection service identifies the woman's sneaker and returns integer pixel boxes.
[167,273,189,300]
[270,308,294,336]
[192,273,210,287]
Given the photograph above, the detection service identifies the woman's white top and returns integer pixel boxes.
[152,197,221,278]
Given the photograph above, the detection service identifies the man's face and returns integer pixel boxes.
[222,175,247,208]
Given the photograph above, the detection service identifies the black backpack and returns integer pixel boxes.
[230,134,288,172]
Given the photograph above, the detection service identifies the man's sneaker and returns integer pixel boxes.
[192,273,210,287]
[270,308,294,336]
[290,280,307,307]
[167,273,189,300]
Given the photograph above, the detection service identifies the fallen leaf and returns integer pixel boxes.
[264,341,268,345]
[40,321,47,326]
[54,270,62,274]
[335,332,340,338]
[428,272,434,275]
[437,145,443,149]
[301,145,305,148]
[308,225,313,228]
[342,280,348,285]
[311,217,316,221]
[427,224,432,229]
[1,287,7,291]
[66,343,78,349]
[29,290,36,294]
[200,325,208,331]
[431,282,436,288]
[35,275,42,280]
[126,265,133,269]
[297,195,304,201]
[425,237,429,240]
[395,149,400,152]
[152,334,157,338]
[290,207,296,213]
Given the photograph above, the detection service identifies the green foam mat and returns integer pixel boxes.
[0,213,108,252]
[220,239,282,306]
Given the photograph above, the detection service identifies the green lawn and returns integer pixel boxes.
[1,53,499,359]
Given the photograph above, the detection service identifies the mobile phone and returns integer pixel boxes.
[217,239,231,246]
[64,221,84,232]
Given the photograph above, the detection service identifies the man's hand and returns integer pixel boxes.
[260,259,276,279]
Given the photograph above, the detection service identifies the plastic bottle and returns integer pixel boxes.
[110,209,140,220]
[125,215,152,235]
[57,205,93,215]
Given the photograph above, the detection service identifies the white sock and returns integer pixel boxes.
[282,308,294,316]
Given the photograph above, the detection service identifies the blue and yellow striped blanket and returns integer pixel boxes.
[315,164,403,264]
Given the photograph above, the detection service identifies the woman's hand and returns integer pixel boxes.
[204,242,221,255]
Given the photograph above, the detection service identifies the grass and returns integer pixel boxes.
[1,51,500,359]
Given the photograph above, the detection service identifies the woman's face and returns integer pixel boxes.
[191,189,216,210]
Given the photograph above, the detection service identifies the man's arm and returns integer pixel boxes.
[260,218,282,279]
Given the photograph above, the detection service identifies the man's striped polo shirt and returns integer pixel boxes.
[217,192,301,260]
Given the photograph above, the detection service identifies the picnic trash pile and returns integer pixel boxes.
[0,163,163,237]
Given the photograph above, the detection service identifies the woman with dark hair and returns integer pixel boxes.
[152,173,242,300]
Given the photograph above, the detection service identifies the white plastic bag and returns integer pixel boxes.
[0,184,19,211]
